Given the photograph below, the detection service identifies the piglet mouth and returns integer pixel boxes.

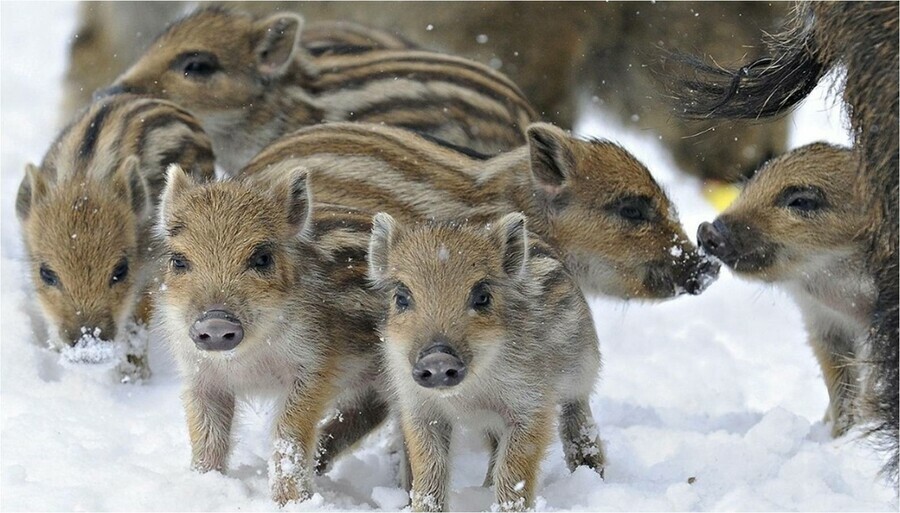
[728,251,777,274]
[60,328,119,364]
[703,246,777,276]
[681,255,721,295]
[696,220,779,276]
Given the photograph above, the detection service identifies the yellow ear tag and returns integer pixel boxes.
[702,180,741,212]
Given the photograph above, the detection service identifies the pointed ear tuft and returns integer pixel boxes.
[16,163,47,222]
[368,212,397,283]
[283,169,312,233]
[254,12,305,77]
[159,164,196,227]
[111,156,150,218]
[494,212,528,278]
[526,123,576,194]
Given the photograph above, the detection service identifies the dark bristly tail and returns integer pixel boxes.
[664,7,830,120]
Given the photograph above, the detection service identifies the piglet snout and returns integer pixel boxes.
[412,345,467,388]
[189,309,244,351]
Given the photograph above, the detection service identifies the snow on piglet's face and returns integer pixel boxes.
[523,124,718,299]
[17,164,145,348]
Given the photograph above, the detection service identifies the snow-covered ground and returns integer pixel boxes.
[1,2,895,511]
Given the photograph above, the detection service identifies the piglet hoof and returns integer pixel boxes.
[270,439,312,506]
[313,438,331,476]
[566,439,606,479]
[496,496,529,513]
[410,492,442,513]
[118,321,152,383]
[118,353,151,383]
[272,480,311,507]
[824,402,855,439]
[829,413,855,439]
[190,458,224,474]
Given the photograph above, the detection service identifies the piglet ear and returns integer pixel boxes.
[158,164,196,232]
[254,12,306,77]
[268,167,312,236]
[526,123,576,197]
[368,212,398,283]
[16,163,48,222]
[285,169,312,233]
[111,156,150,219]
[493,212,528,278]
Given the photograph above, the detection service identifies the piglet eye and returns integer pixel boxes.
[787,196,821,212]
[618,205,644,221]
[110,258,129,286]
[611,195,653,223]
[39,264,59,287]
[781,186,826,214]
[170,253,190,273]
[177,52,220,79]
[250,249,274,272]
[184,60,215,76]
[394,285,411,311]
[470,282,492,311]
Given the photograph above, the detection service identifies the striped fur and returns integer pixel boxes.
[308,49,534,150]
[63,2,794,182]
[241,121,719,301]
[15,94,215,379]
[37,95,214,201]
[302,19,417,54]
[369,214,603,511]
[105,7,536,173]
[155,166,384,504]
[244,122,720,475]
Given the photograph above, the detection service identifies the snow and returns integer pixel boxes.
[438,243,451,262]
[0,2,894,511]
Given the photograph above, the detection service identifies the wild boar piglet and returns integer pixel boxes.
[698,143,872,437]
[156,165,383,505]
[369,212,604,511]
[16,94,214,380]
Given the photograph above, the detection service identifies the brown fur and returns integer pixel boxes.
[242,122,719,302]
[16,94,215,380]
[271,360,340,505]
[101,7,535,172]
[155,166,384,504]
[812,6,899,482]
[299,19,416,52]
[370,214,603,511]
[244,120,716,473]
[62,1,788,181]
[698,143,873,437]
